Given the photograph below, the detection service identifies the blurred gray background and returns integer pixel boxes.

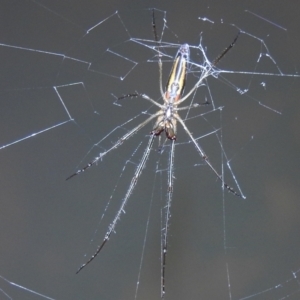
[1,0,300,299]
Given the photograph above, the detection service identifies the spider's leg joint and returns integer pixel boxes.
[224,183,241,197]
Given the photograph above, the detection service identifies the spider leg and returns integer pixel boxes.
[66,111,162,180]
[175,67,210,106]
[117,93,140,100]
[175,114,242,197]
[175,100,210,111]
[161,139,175,298]
[140,93,164,108]
[213,32,240,66]
[176,32,240,106]
[152,9,165,100]
[76,134,156,274]
[152,9,159,47]
[117,10,168,115]
[117,92,164,109]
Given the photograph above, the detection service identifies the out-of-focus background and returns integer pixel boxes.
[1,0,300,299]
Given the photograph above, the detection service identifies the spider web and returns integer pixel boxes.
[1,1,300,299]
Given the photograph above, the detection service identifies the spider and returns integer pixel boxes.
[67,10,241,298]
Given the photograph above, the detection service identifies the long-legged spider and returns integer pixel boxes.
[67,10,241,298]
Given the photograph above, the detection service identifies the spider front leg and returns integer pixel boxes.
[176,32,240,107]
[117,92,163,109]
[152,9,165,98]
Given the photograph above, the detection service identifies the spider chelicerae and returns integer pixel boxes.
[67,9,241,298]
